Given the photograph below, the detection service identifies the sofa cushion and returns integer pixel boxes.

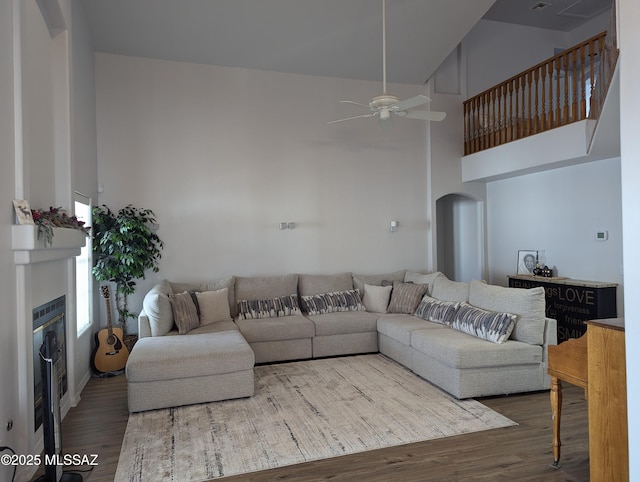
[363,283,392,313]
[305,311,379,336]
[165,319,239,336]
[301,289,364,315]
[200,276,236,317]
[377,314,447,346]
[298,272,353,296]
[126,330,254,382]
[195,288,231,325]
[235,274,297,313]
[352,270,406,295]
[451,302,516,344]
[169,281,200,293]
[235,315,315,342]
[413,295,460,325]
[387,282,428,314]
[404,271,442,294]
[236,294,302,320]
[431,275,470,302]
[168,291,200,335]
[468,280,546,345]
[410,328,543,369]
[142,280,174,337]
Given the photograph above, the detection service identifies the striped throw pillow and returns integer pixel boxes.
[168,291,200,334]
[301,289,364,315]
[413,295,460,325]
[451,302,516,344]
[236,294,301,320]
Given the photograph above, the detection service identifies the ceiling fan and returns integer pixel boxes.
[328,0,446,127]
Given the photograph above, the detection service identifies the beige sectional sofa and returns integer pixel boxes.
[127,270,557,412]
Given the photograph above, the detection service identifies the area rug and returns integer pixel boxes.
[115,354,516,481]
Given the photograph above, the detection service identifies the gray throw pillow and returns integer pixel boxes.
[169,291,200,335]
[387,282,428,314]
[404,271,443,295]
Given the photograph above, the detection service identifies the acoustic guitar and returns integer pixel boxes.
[92,285,129,373]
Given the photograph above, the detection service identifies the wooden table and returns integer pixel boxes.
[586,318,628,481]
[547,333,588,467]
[547,318,628,481]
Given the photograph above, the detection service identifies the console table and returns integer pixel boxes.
[507,275,617,343]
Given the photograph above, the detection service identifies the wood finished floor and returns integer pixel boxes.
[34,369,589,481]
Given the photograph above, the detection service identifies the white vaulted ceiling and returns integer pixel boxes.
[82,0,496,85]
[82,0,612,85]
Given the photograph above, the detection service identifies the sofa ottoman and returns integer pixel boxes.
[410,324,545,399]
[126,330,255,412]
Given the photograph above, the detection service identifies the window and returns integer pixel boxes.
[75,196,92,335]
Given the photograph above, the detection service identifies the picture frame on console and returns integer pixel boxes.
[517,250,537,274]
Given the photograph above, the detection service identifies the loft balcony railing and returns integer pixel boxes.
[463,6,618,156]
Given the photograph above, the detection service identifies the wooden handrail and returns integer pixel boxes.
[464,7,618,156]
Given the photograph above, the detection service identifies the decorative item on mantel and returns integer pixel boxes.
[13,199,91,247]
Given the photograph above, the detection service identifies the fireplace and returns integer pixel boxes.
[33,296,68,431]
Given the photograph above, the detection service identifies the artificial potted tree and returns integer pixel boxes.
[92,204,164,334]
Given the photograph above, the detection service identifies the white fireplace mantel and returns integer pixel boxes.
[12,225,86,264]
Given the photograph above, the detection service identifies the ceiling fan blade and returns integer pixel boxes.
[327,113,376,124]
[391,95,431,112]
[402,110,447,122]
[340,100,371,109]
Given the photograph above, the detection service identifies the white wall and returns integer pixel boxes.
[68,0,99,403]
[436,194,483,282]
[95,53,433,325]
[486,157,623,311]
[0,2,18,479]
[430,45,485,281]
[0,1,97,478]
[464,20,566,97]
[619,0,640,477]
[464,12,611,98]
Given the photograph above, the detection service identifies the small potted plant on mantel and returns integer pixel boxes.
[91,204,164,335]
[31,206,91,247]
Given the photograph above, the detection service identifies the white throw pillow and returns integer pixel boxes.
[196,288,231,325]
[142,280,174,337]
[363,283,393,313]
